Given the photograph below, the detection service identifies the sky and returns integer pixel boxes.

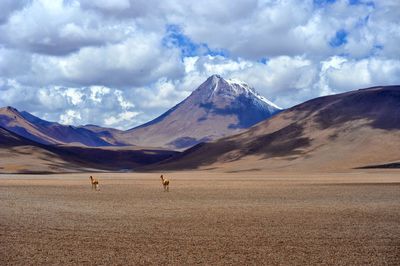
[0,0,399,129]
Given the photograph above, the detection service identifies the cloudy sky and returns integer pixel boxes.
[0,0,399,129]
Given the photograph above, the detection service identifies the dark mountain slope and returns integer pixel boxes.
[0,126,178,173]
[154,86,400,171]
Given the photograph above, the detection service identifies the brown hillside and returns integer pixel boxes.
[155,86,400,171]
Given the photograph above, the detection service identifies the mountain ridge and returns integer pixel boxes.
[0,75,281,149]
[0,125,179,174]
[0,106,117,146]
[151,85,400,171]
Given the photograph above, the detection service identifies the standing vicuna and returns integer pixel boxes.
[160,175,170,192]
[89,176,100,191]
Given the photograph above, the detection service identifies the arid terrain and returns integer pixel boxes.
[1,170,399,265]
[157,86,400,172]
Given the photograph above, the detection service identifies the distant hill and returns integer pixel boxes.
[154,86,400,171]
[0,125,89,173]
[0,126,178,174]
[0,107,119,146]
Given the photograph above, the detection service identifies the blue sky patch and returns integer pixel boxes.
[258,58,269,64]
[349,0,375,7]
[163,25,198,57]
[163,24,227,58]
[329,29,348,47]
[313,0,336,7]
[372,44,383,55]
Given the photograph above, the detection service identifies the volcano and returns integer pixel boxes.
[119,74,281,149]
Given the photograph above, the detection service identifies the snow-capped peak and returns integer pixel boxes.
[192,75,282,111]
[225,78,250,88]
[224,77,282,110]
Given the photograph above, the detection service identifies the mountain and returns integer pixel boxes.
[0,75,280,149]
[0,125,178,174]
[0,125,39,147]
[79,124,126,145]
[154,86,400,171]
[0,106,118,146]
[117,75,281,149]
[0,125,91,173]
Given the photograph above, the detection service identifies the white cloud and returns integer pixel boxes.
[90,86,111,102]
[57,34,184,87]
[0,0,132,55]
[0,80,143,129]
[63,88,85,105]
[60,109,82,125]
[320,57,400,93]
[104,111,140,128]
[80,0,131,12]
[1,34,185,88]
[0,0,27,24]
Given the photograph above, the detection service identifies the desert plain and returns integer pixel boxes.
[0,170,399,265]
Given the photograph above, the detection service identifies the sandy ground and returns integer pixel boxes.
[0,170,399,265]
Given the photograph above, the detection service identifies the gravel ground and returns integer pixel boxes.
[0,171,399,265]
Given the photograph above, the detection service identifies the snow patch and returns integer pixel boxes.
[225,78,282,110]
